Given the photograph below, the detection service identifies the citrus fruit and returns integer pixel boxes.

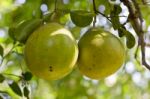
[70,10,93,27]
[24,22,78,80]
[78,28,125,79]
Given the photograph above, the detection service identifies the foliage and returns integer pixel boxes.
[0,0,150,99]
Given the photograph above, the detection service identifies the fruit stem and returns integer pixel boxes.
[93,16,96,27]
[3,73,22,79]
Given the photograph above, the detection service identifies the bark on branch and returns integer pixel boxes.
[121,0,150,70]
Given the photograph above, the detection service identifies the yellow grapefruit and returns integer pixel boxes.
[78,28,125,79]
[24,23,78,80]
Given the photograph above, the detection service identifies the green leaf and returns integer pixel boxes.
[114,5,122,14]
[10,0,42,25]
[0,74,5,83]
[0,12,12,27]
[23,86,30,99]
[0,95,3,99]
[126,32,136,49]
[9,19,43,43]
[0,45,3,57]
[95,0,111,15]
[8,81,22,96]
[110,5,122,30]
[118,27,125,37]
[22,72,33,81]
[8,27,16,40]
[140,6,150,26]
[120,28,136,48]
[111,15,120,30]
[70,10,94,27]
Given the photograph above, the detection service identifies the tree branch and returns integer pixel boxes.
[146,43,150,47]
[139,34,150,70]
[121,0,150,70]
[132,0,143,23]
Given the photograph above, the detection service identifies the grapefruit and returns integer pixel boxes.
[78,28,125,79]
[24,23,78,80]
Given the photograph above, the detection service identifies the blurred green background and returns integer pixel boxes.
[0,0,150,99]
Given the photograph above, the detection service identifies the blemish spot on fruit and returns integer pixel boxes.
[49,66,53,72]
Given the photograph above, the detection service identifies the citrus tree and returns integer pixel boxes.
[0,0,150,99]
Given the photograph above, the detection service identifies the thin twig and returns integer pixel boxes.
[134,43,140,59]
[92,0,111,22]
[93,16,96,27]
[0,44,16,66]
[92,0,97,27]
[54,0,58,11]
[108,15,128,18]
[3,73,22,78]
[96,11,111,22]
[134,40,141,66]
[0,91,9,94]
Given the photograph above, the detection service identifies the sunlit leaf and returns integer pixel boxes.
[120,28,136,48]
[126,32,136,49]
[110,5,122,30]
[140,5,150,26]
[10,0,42,25]
[94,0,111,15]
[0,12,12,27]
[9,19,43,43]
